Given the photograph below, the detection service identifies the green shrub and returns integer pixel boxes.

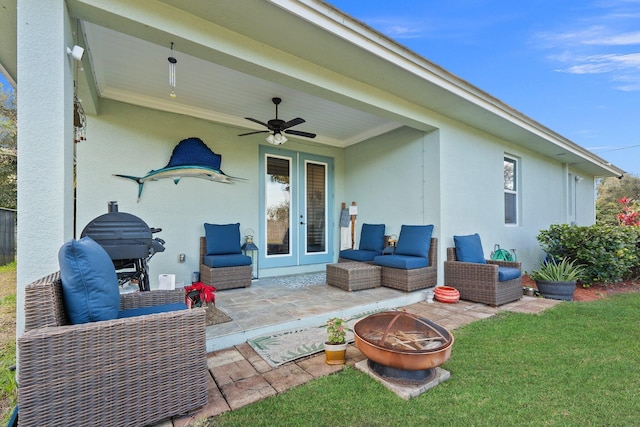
[537,224,640,284]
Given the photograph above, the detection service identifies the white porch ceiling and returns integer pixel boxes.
[82,22,402,148]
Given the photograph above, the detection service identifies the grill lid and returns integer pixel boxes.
[81,202,155,261]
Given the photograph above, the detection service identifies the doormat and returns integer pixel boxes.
[247,309,382,367]
[269,272,327,289]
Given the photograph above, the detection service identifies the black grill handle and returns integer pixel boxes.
[150,227,162,234]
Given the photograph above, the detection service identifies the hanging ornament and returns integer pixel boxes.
[168,42,177,98]
[74,95,86,143]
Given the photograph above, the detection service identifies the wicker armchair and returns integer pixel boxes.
[200,236,252,290]
[378,238,438,292]
[17,272,208,427]
[444,247,523,306]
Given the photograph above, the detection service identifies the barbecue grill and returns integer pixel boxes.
[81,201,165,291]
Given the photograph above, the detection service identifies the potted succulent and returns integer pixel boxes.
[324,317,350,365]
[529,257,585,301]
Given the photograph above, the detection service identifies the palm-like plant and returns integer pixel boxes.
[529,258,585,282]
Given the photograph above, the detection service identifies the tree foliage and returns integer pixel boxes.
[0,82,16,209]
[596,175,640,226]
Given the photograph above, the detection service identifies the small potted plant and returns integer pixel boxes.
[529,257,585,301]
[324,317,350,365]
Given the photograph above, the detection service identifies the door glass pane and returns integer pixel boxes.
[306,162,326,253]
[266,156,291,256]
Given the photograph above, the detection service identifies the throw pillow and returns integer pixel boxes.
[454,233,487,264]
[58,236,120,324]
[394,224,434,258]
[204,223,242,255]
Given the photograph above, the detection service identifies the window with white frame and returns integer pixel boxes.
[504,156,518,225]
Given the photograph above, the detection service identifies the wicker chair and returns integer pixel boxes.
[378,238,438,292]
[17,272,208,427]
[200,236,252,290]
[444,247,523,306]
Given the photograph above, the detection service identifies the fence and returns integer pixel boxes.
[0,208,16,265]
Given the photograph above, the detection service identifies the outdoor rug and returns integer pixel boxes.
[247,309,382,367]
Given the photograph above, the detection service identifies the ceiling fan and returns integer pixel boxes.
[238,97,317,145]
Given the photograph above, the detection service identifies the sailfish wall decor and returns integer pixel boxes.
[114,137,245,201]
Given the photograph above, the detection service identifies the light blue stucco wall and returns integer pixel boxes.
[77,99,345,285]
[344,119,598,281]
[344,127,440,237]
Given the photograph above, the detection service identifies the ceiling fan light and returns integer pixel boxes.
[267,133,287,145]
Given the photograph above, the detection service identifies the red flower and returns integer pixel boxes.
[185,282,216,307]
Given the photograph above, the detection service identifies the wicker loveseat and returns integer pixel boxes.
[17,272,208,427]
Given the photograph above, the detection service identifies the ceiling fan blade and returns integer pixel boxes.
[285,129,317,138]
[281,117,305,130]
[238,130,269,136]
[245,117,269,128]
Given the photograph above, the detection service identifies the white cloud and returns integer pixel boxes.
[534,4,640,91]
[365,18,427,39]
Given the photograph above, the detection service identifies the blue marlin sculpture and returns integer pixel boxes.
[114,137,245,201]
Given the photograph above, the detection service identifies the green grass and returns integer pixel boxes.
[0,262,16,426]
[212,293,640,427]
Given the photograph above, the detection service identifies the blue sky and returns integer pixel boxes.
[329,0,640,177]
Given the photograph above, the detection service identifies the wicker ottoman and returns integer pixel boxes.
[326,262,381,291]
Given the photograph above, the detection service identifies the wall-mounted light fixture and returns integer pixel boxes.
[67,45,85,61]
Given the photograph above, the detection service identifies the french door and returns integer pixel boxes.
[259,146,334,268]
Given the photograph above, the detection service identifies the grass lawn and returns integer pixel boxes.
[0,262,16,426]
[211,292,640,426]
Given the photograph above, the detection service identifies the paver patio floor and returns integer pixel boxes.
[153,289,560,427]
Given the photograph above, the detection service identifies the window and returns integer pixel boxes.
[504,156,518,225]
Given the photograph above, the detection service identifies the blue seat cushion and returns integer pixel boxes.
[395,225,434,258]
[498,267,521,282]
[339,249,379,262]
[454,233,487,264]
[203,253,252,268]
[359,223,385,253]
[58,236,120,324]
[374,255,429,270]
[118,302,187,319]
[204,223,242,255]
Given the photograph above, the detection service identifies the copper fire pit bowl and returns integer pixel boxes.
[354,311,454,371]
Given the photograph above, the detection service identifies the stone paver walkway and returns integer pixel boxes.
[154,295,560,426]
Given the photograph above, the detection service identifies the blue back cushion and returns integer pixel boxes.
[205,223,242,255]
[58,237,120,324]
[395,224,434,258]
[454,233,487,264]
[359,223,385,253]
